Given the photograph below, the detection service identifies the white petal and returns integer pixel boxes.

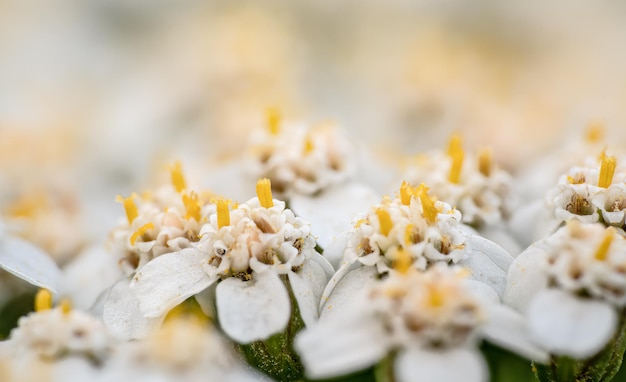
[130,248,215,317]
[481,304,548,362]
[508,200,554,247]
[288,258,329,327]
[319,231,349,271]
[462,279,500,304]
[102,278,164,339]
[0,236,61,292]
[503,242,550,312]
[295,305,389,379]
[320,265,378,321]
[290,182,379,249]
[459,235,512,298]
[307,250,336,280]
[395,347,487,382]
[527,289,617,359]
[479,227,522,258]
[194,283,217,318]
[216,270,291,344]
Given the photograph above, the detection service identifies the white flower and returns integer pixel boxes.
[504,222,626,358]
[106,179,333,343]
[321,183,514,316]
[295,264,546,382]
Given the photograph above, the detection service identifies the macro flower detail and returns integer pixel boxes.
[296,263,546,382]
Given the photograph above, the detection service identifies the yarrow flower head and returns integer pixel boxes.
[109,162,217,272]
[248,109,355,198]
[106,178,333,347]
[505,222,626,359]
[401,135,515,228]
[296,264,546,382]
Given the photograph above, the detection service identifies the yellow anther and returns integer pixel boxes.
[303,134,314,155]
[478,148,492,177]
[116,193,138,225]
[404,224,416,246]
[130,222,155,245]
[598,155,617,188]
[256,178,274,208]
[394,248,412,274]
[585,121,604,143]
[375,208,393,236]
[355,219,367,228]
[446,134,463,157]
[266,107,281,135]
[35,289,52,312]
[417,184,438,224]
[182,191,202,221]
[216,199,230,229]
[594,227,615,261]
[169,161,186,193]
[400,180,414,206]
[448,149,464,184]
[59,299,72,315]
[427,284,445,308]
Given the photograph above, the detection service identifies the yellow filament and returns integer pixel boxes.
[376,208,393,236]
[417,184,438,224]
[183,192,202,221]
[130,222,155,245]
[448,149,464,184]
[116,193,138,225]
[266,107,281,135]
[169,161,186,193]
[256,178,274,208]
[400,180,413,206]
[478,149,492,177]
[446,134,463,157]
[585,122,604,143]
[216,199,230,229]
[598,156,617,188]
[35,289,52,312]
[59,299,72,315]
[594,228,615,261]
[394,248,412,274]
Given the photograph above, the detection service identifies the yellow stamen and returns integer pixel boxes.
[394,248,412,274]
[417,184,438,224]
[130,222,155,245]
[478,149,492,177]
[216,199,230,229]
[256,178,274,208]
[116,193,138,225]
[303,134,314,155]
[585,122,604,143]
[594,228,615,261]
[35,289,52,312]
[266,107,281,135]
[375,208,393,236]
[59,299,72,315]
[427,284,445,308]
[355,219,367,228]
[446,134,463,157]
[169,161,186,193]
[400,180,414,206]
[598,156,617,188]
[448,149,464,184]
[404,224,416,246]
[6,192,48,218]
[182,191,202,221]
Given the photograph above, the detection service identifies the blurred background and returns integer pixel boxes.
[2,0,626,245]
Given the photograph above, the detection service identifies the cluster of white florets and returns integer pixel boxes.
[198,196,315,280]
[542,222,626,306]
[344,186,466,273]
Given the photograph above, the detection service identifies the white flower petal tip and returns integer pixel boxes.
[217,270,291,344]
[102,278,165,340]
[130,248,215,318]
[502,242,550,312]
[290,183,379,249]
[319,264,377,319]
[395,347,488,382]
[321,232,349,271]
[288,259,330,327]
[460,235,513,298]
[528,289,617,359]
[0,236,61,292]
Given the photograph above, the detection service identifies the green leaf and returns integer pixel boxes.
[0,291,36,339]
[480,341,536,382]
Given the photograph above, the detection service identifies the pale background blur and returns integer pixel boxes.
[1,0,626,234]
